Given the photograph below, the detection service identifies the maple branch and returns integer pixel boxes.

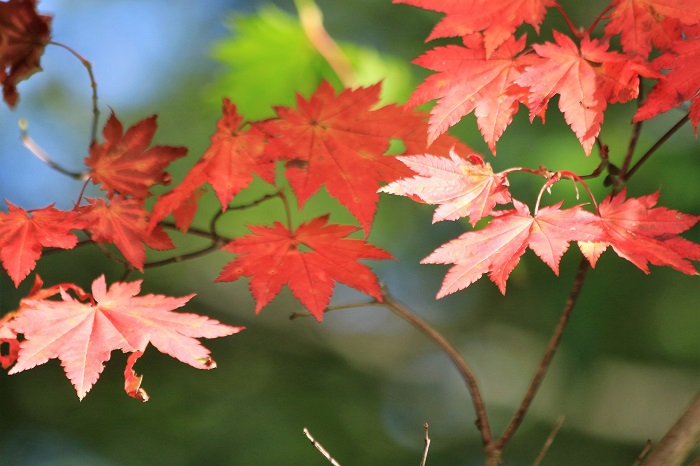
[19,119,88,180]
[620,86,645,176]
[494,258,589,451]
[420,423,431,466]
[380,291,493,447]
[555,4,582,38]
[49,41,100,144]
[532,416,565,466]
[294,0,357,88]
[587,2,615,35]
[144,244,223,269]
[632,440,654,466]
[640,391,700,466]
[303,428,343,466]
[623,114,690,182]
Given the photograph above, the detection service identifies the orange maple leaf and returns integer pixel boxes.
[408,34,529,151]
[423,201,602,297]
[578,190,700,274]
[0,202,87,287]
[81,196,173,271]
[216,215,392,321]
[7,275,243,399]
[0,0,51,107]
[149,98,275,231]
[394,0,555,57]
[260,80,420,235]
[85,112,187,199]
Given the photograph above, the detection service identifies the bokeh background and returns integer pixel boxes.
[1,1,699,465]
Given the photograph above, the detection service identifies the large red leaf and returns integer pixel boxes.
[408,34,528,151]
[634,36,700,128]
[394,0,555,57]
[7,275,243,399]
[216,215,392,321]
[578,190,700,274]
[80,196,174,271]
[0,0,51,107]
[379,150,511,226]
[423,201,601,297]
[604,0,700,57]
[149,98,275,231]
[0,202,86,287]
[260,80,420,235]
[85,112,187,199]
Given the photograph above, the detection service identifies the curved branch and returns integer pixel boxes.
[494,258,590,450]
[641,391,700,466]
[381,291,493,446]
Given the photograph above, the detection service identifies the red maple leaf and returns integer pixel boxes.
[259,80,420,235]
[81,196,174,271]
[408,34,529,151]
[604,0,700,57]
[394,0,555,57]
[379,150,511,225]
[149,98,275,231]
[516,32,642,155]
[423,201,602,297]
[7,275,242,399]
[216,215,392,321]
[634,36,700,128]
[0,0,52,108]
[85,112,187,199]
[578,190,700,274]
[0,202,87,287]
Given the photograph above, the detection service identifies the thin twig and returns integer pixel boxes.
[532,416,565,466]
[623,114,690,182]
[495,259,590,450]
[619,86,645,176]
[631,440,653,466]
[381,291,493,446]
[19,119,88,180]
[640,391,700,466]
[50,41,100,144]
[303,428,342,466]
[420,423,431,466]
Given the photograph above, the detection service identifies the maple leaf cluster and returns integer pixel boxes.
[396,0,700,154]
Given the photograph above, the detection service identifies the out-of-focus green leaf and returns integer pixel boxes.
[209,5,414,119]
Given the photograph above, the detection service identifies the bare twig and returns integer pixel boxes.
[420,423,431,466]
[303,428,342,466]
[19,119,88,180]
[495,258,590,450]
[380,291,493,447]
[623,114,690,182]
[49,41,100,144]
[631,440,653,466]
[640,391,700,466]
[532,416,565,466]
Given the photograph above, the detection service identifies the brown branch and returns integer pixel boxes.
[632,440,653,466]
[420,423,431,466]
[494,258,590,450]
[532,416,565,466]
[623,114,690,182]
[640,391,700,466]
[303,428,342,466]
[381,291,493,447]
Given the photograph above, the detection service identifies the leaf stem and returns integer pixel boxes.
[555,4,581,39]
[494,258,589,450]
[623,114,689,182]
[49,41,100,144]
